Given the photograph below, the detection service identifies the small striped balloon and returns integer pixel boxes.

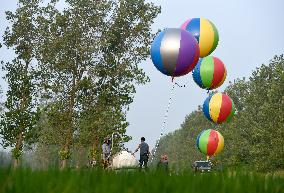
[196,129,224,156]
[151,28,200,77]
[181,18,219,58]
[203,93,235,124]
[192,56,227,90]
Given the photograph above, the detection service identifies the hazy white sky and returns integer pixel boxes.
[1,0,284,153]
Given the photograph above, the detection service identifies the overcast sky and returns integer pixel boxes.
[1,0,284,153]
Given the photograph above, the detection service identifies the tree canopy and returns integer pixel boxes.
[1,0,160,168]
[155,55,284,172]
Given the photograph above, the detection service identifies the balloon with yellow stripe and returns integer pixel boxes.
[203,93,235,124]
[196,129,224,156]
[181,18,219,58]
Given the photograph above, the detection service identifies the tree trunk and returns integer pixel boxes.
[75,148,84,169]
[13,158,19,169]
[61,159,67,169]
[12,62,29,169]
[60,145,70,170]
[60,61,80,169]
[13,132,23,169]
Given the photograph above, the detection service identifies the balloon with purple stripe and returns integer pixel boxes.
[151,28,200,77]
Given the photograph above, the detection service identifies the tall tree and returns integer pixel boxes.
[0,0,40,168]
[156,55,284,172]
[0,85,3,112]
[35,0,160,168]
[222,55,284,171]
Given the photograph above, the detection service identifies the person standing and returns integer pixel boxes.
[102,137,111,168]
[157,154,169,172]
[132,137,150,170]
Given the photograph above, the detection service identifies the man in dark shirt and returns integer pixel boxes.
[132,137,150,170]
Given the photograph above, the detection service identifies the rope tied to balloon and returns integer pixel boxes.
[150,78,189,163]
[150,18,235,162]
[150,81,175,163]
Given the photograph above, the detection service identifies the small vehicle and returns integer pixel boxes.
[193,160,212,172]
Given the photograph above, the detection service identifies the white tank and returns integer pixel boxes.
[111,150,138,169]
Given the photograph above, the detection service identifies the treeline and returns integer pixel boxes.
[0,0,160,169]
[155,55,284,172]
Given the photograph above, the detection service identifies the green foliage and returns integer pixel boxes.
[0,86,3,112]
[33,0,160,167]
[88,148,97,158]
[0,0,40,165]
[221,55,284,171]
[12,148,22,159]
[0,169,283,193]
[58,150,71,160]
[1,0,160,168]
[156,55,284,172]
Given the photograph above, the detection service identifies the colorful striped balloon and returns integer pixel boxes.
[151,28,200,77]
[181,18,219,58]
[203,93,235,124]
[196,129,224,156]
[192,56,227,90]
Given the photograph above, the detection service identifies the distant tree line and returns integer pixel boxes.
[155,55,284,172]
[0,0,160,169]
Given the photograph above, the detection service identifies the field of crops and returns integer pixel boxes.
[0,168,283,193]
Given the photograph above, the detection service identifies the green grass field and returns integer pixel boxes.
[0,168,283,193]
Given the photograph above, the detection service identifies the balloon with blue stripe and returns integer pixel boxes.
[150,28,200,77]
[192,56,227,90]
[181,18,219,58]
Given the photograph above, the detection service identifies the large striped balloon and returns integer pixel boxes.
[181,18,219,58]
[192,56,227,90]
[196,129,224,156]
[151,28,200,77]
[203,93,235,124]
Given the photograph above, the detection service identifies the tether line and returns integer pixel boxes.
[150,81,175,163]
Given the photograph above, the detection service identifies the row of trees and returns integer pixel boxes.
[0,0,160,168]
[155,55,284,172]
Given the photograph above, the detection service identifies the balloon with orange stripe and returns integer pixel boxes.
[203,93,235,124]
[181,18,219,58]
[196,129,224,156]
[192,56,227,90]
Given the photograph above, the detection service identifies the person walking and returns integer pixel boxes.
[132,137,150,170]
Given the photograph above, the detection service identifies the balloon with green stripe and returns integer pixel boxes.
[196,129,224,156]
[192,56,227,90]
